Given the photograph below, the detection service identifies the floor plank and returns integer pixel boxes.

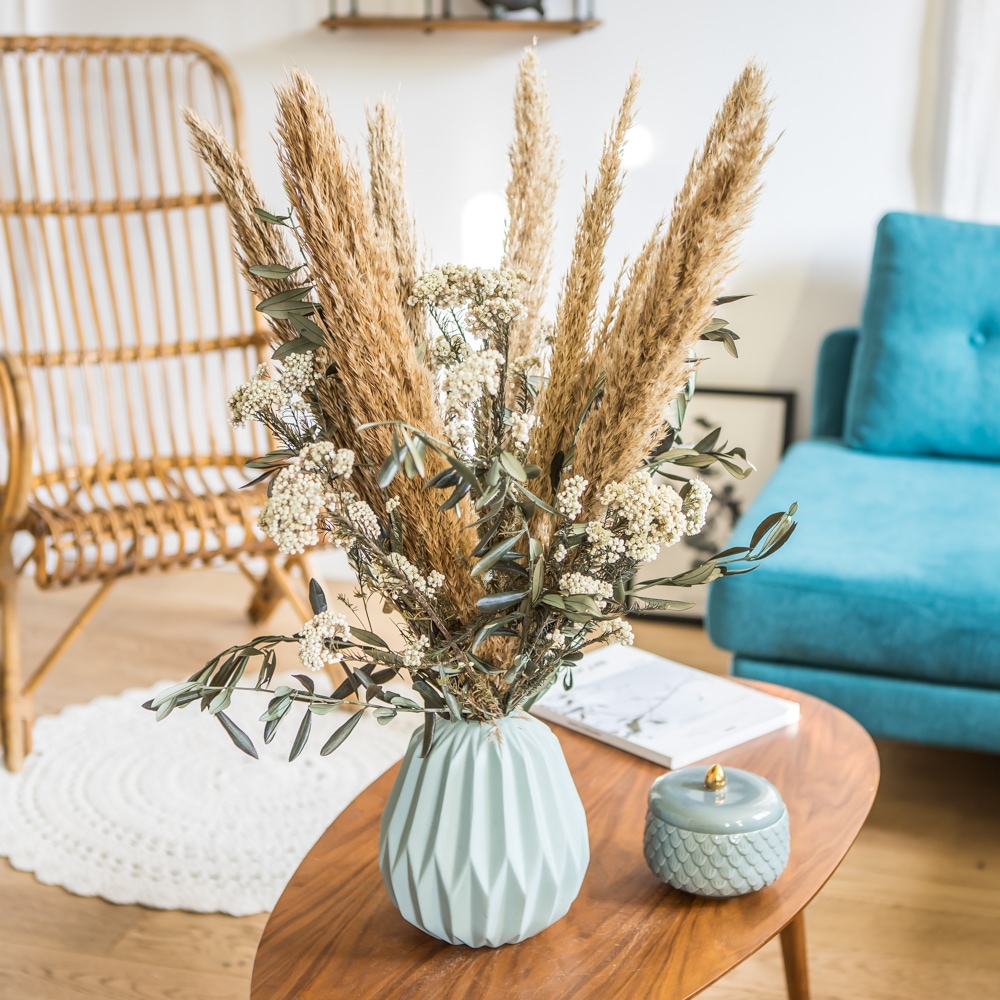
[1,568,998,999]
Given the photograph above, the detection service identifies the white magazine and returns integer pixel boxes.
[532,645,800,769]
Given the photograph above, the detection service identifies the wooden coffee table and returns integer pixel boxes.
[251,682,879,999]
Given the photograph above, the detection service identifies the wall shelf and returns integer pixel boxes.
[321,16,600,34]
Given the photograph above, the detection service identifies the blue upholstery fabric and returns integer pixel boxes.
[812,328,858,439]
[706,439,1000,688]
[732,657,1000,755]
[844,212,1000,459]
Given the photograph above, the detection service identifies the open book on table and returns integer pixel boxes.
[532,645,800,769]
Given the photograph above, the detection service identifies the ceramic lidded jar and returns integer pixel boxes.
[643,764,789,897]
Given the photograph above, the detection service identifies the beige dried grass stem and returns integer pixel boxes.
[502,47,559,365]
[184,108,372,482]
[272,71,480,619]
[576,62,771,498]
[530,71,639,499]
[366,100,424,345]
[183,109,300,342]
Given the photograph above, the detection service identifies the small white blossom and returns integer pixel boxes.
[346,500,381,539]
[584,521,627,565]
[508,412,535,450]
[278,351,319,394]
[385,496,401,513]
[600,471,686,563]
[555,475,589,520]
[509,354,542,378]
[227,365,286,427]
[299,441,354,479]
[559,572,614,600]
[256,444,354,555]
[297,610,352,672]
[258,465,328,555]
[681,479,712,535]
[600,618,635,646]
[442,349,505,409]
[552,543,567,563]
[371,553,443,602]
[401,634,430,668]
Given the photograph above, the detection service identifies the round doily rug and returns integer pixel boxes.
[0,680,418,915]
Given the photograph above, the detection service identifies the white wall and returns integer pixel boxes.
[25,0,939,436]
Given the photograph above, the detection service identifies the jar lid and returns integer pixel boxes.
[648,764,786,835]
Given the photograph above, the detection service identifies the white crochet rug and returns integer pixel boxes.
[0,681,418,915]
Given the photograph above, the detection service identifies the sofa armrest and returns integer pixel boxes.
[812,328,859,439]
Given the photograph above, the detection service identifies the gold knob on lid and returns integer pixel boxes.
[704,764,727,791]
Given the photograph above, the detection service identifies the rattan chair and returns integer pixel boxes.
[0,36,314,772]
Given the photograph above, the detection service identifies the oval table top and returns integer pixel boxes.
[251,682,879,1000]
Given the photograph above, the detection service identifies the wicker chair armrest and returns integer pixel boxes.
[0,353,33,536]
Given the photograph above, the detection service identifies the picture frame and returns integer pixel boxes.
[630,387,796,624]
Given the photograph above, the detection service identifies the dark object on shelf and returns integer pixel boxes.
[478,0,544,16]
[321,15,598,32]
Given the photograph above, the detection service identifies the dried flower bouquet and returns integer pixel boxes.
[148,54,796,760]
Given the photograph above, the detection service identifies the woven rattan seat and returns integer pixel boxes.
[25,476,270,588]
[0,37,316,771]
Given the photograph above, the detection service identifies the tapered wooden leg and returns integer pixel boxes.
[246,563,284,624]
[0,555,26,772]
[780,911,810,1000]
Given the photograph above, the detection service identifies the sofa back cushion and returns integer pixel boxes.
[844,212,1000,459]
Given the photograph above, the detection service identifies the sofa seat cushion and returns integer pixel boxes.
[705,440,1000,689]
[844,212,1000,460]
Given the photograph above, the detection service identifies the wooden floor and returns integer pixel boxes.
[2,568,999,999]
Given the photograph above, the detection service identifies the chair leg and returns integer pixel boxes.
[246,562,285,624]
[246,554,313,625]
[0,556,27,772]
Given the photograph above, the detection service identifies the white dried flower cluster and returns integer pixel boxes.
[346,500,381,539]
[409,264,525,336]
[508,412,535,450]
[552,543,567,563]
[681,479,713,534]
[401,634,430,668]
[278,351,319,394]
[298,441,354,479]
[600,471,686,563]
[559,572,614,600]
[297,610,352,672]
[430,333,470,367]
[408,263,473,309]
[371,553,444,602]
[227,365,286,428]
[555,476,589,520]
[442,350,505,409]
[385,496,401,513]
[257,444,354,555]
[258,464,328,555]
[584,521,627,565]
[444,414,477,457]
[600,618,635,646]
[509,354,542,378]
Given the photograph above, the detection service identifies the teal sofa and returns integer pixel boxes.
[706,212,1000,753]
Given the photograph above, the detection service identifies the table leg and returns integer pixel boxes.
[780,911,810,1000]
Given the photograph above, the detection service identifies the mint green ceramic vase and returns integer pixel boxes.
[378,711,590,948]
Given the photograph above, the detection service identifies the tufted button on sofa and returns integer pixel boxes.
[706,212,1000,753]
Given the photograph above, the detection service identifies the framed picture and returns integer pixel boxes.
[630,387,795,623]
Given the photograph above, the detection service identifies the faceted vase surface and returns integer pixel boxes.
[378,711,590,948]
